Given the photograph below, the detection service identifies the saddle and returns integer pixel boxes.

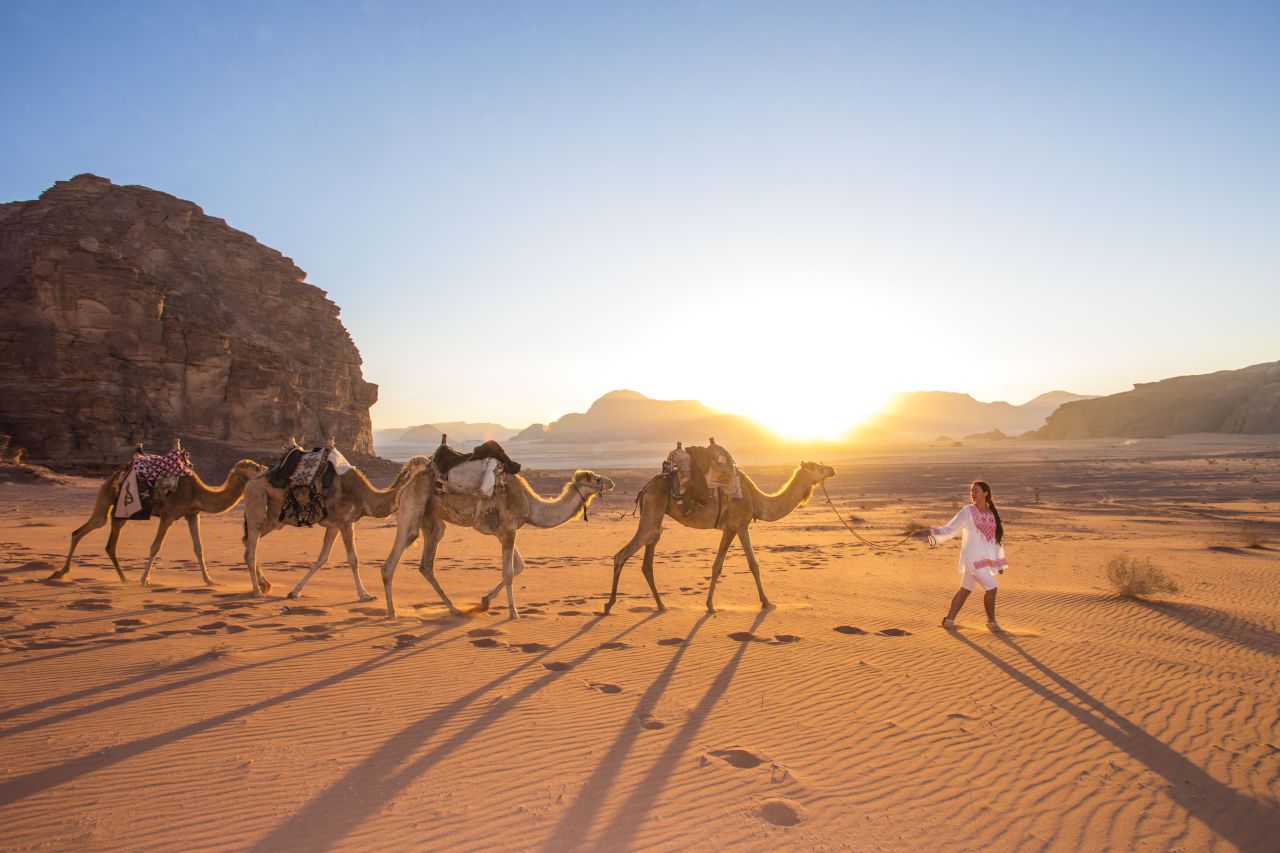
[430,437,521,477]
[114,445,196,520]
[267,444,354,527]
[674,439,741,523]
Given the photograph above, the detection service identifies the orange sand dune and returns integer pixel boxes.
[1,441,1278,851]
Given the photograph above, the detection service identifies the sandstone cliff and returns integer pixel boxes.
[0,174,378,473]
[511,389,773,445]
[1034,360,1280,438]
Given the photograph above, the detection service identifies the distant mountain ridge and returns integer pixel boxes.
[511,389,773,445]
[1034,360,1280,438]
[866,390,1096,438]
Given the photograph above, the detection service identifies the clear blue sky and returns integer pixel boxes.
[3,1,1277,436]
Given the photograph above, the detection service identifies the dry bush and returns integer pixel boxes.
[1106,555,1180,599]
[901,520,930,536]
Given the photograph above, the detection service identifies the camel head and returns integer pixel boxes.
[572,470,616,497]
[799,461,837,483]
[233,459,269,480]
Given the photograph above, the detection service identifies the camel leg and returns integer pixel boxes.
[139,516,177,587]
[480,547,527,609]
[500,534,519,619]
[607,517,663,615]
[640,543,667,612]
[738,524,772,610]
[51,507,113,580]
[340,524,374,602]
[704,527,738,614]
[243,524,272,598]
[288,525,340,599]
[379,521,421,620]
[104,517,129,583]
[416,518,462,616]
[186,514,215,585]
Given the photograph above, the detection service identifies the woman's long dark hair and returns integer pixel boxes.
[974,480,1003,544]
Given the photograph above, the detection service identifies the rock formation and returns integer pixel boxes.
[866,390,1095,438]
[511,390,773,445]
[0,174,377,473]
[1034,360,1280,438]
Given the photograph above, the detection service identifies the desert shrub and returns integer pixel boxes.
[1106,555,1180,598]
[901,520,930,536]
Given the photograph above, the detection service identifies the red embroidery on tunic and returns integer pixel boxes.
[973,558,1008,570]
[972,505,996,542]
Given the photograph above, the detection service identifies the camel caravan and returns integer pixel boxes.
[54,434,836,618]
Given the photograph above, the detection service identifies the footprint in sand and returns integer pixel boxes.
[467,627,504,638]
[638,714,665,730]
[728,631,759,642]
[198,621,229,630]
[656,637,685,646]
[770,634,801,644]
[282,606,329,617]
[708,748,765,769]
[627,606,653,613]
[300,624,332,634]
[557,610,586,616]
[542,661,573,671]
[249,622,283,629]
[759,798,804,827]
[597,641,632,651]
[877,628,911,637]
[394,633,422,647]
[833,625,867,635]
[348,606,384,616]
[159,604,201,613]
[470,637,501,648]
[67,598,114,611]
[224,625,249,634]
[590,682,623,694]
[515,642,550,653]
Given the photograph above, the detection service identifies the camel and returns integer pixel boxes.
[241,455,429,600]
[379,467,615,619]
[607,460,836,614]
[50,455,268,586]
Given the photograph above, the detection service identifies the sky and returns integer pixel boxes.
[2,1,1277,438]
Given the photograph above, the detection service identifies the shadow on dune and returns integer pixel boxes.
[562,611,769,851]
[956,631,1274,851]
[245,613,660,853]
[0,625,461,808]
[540,613,716,851]
[1129,598,1280,658]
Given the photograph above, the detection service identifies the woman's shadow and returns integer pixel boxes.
[952,631,1274,851]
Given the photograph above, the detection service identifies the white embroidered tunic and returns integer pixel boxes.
[929,503,1008,575]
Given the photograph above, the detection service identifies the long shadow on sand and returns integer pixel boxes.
[245,613,661,852]
[0,618,415,738]
[572,611,769,851]
[956,631,1275,851]
[0,624,463,807]
[1129,598,1280,658]
[540,613,714,851]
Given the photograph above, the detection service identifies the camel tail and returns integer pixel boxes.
[241,515,248,546]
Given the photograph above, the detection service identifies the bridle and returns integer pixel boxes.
[572,476,607,521]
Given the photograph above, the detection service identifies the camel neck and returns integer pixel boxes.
[749,468,816,522]
[525,480,592,529]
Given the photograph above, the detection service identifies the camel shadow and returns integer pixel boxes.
[955,631,1274,851]
[245,613,659,852]
[541,612,715,851]
[582,611,770,851]
[0,625,459,807]
[1128,598,1280,658]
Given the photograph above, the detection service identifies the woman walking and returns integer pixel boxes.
[918,481,1007,631]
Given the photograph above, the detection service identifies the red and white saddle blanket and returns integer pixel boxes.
[114,448,196,519]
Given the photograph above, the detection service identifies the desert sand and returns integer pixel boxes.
[1,438,1278,852]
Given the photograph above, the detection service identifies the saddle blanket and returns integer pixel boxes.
[443,458,500,498]
[291,447,352,486]
[114,448,195,519]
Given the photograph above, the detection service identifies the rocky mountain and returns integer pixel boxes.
[866,390,1095,438]
[1034,360,1280,438]
[0,174,378,473]
[511,389,772,444]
